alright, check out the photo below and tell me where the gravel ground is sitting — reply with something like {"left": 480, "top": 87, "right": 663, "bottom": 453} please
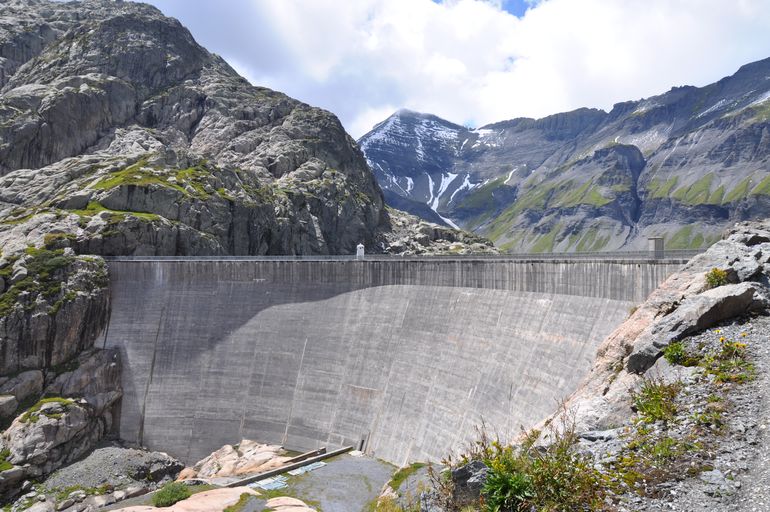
{"left": 41, "top": 442, "right": 182, "bottom": 494}
{"left": 721, "top": 314, "right": 770, "bottom": 512}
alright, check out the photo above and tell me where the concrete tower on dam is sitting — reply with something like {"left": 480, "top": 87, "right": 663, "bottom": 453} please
{"left": 103, "top": 257, "right": 687, "bottom": 466}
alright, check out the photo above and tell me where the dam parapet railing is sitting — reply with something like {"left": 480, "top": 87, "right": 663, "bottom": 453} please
{"left": 103, "top": 249, "right": 702, "bottom": 263}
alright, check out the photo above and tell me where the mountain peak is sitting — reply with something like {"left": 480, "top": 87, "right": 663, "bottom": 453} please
{"left": 361, "top": 54, "right": 770, "bottom": 253}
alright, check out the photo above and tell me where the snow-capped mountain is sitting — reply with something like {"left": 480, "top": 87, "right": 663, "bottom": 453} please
{"left": 359, "top": 57, "right": 770, "bottom": 252}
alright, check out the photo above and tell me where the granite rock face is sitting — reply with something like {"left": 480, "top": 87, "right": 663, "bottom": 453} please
{"left": 551, "top": 219, "right": 770, "bottom": 433}
{"left": 361, "top": 58, "right": 770, "bottom": 252}
{"left": 0, "top": 349, "right": 121, "bottom": 501}
{"left": 0, "top": 0, "right": 395, "bottom": 257}
{"left": 0, "top": 249, "right": 109, "bottom": 377}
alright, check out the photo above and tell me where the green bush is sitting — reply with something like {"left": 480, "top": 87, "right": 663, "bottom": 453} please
{"left": 152, "top": 482, "right": 191, "bottom": 507}
{"left": 702, "top": 338, "right": 754, "bottom": 383}
{"left": 631, "top": 377, "right": 680, "bottom": 423}
{"left": 480, "top": 420, "right": 609, "bottom": 512}
{"left": 482, "top": 447, "right": 533, "bottom": 512}
{"left": 705, "top": 268, "right": 728, "bottom": 288}
{"left": 663, "top": 341, "right": 700, "bottom": 366}
{"left": 0, "top": 448, "right": 12, "bottom": 471}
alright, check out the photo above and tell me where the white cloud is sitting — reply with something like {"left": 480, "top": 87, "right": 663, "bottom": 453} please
{"left": 142, "top": 0, "right": 770, "bottom": 138}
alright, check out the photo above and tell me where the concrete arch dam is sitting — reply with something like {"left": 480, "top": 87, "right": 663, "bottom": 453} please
{"left": 104, "top": 257, "right": 686, "bottom": 466}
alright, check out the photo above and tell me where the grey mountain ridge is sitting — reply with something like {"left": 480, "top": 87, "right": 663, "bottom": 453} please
{"left": 359, "top": 58, "right": 770, "bottom": 252}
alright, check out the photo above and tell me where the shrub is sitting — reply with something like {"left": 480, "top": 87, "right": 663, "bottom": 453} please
{"left": 480, "top": 416, "right": 609, "bottom": 512}
{"left": 702, "top": 338, "right": 754, "bottom": 383}
{"left": 663, "top": 341, "right": 700, "bottom": 366}
{"left": 0, "top": 448, "right": 12, "bottom": 471}
{"left": 483, "top": 465, "right": 533, "bottom": 512}
{"left": 705, "top": 268, "right": 728, "bottom": 288}
{"left": 631, "top": 377, "right": 680, "bottom": 423}
{"left": 152, "top": 482, "right": 191, "bottom": 507}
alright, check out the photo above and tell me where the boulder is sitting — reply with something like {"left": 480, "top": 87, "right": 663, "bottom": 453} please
{"left": 451, "top": 460, "right": 488, "bottom": 506}
{"left": 45, "top": 349, "right": 122, "bottom": 415}
{"left": 187, "top": 440, "right": 290, "bottom": 479}
{"left": 0, "top": 395, "right": 18, "bottom": 419}
{"left": 0, "top": 400, "right": 108, "bottom": 495}
{"left": 626, "top": 282, "right": 764, "bottom": 373}
{"left": 0, "top": 370, "right": 43, "bottom": 403}
{"left": 266, "top": 496, "right": 316, "bottom": 511}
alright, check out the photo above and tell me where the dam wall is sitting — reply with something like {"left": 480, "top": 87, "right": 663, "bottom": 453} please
{"left": 103, "top": 258, "right": 685, "bottom": 465}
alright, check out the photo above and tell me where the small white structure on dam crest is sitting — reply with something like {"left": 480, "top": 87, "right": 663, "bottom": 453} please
{"left": 356, "top": 243, "right": 365, "bottom": 260}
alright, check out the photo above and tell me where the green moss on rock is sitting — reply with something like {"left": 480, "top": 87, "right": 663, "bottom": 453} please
{"left": 19, "top": 397, "right": 74, "bottom": 424}
{"left": 0, "top": 248, "right": 75, "bottom": 317}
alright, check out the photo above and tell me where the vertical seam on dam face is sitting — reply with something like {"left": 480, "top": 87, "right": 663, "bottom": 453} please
{"left": 138, "top": 306, "right": 164, "bottom": 447}
{"left": 104, "top": 259, "right": 685, "bottom": 465}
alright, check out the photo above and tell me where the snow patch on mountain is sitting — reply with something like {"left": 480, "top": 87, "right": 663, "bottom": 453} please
{"left": 449, "top": 173, "right": 482, "bottom": 205}
{"left": 504, "top": 168, "right": 518, "bottom": 185}
{"left": 430, "top": 172, "right": 458, "bottom": 210}
{"left": 471, "top": 128, "right": 504, "bottom": 149}
{"left": 424, "top": 172, "right": 461, "bottom": 228}
{"left": 697, "top": 98, "right": 729, "bottom": 118}
{"left": 359, "top": 114, "right": 400, "bottom": 153}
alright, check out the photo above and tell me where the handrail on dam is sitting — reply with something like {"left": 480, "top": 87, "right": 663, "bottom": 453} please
{"left": 103, "top": 249, "right": 702, "bottom": 263}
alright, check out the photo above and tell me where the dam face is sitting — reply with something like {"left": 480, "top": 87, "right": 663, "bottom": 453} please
{"left": 104, "top": 258, "right": 684, "bottom": 465}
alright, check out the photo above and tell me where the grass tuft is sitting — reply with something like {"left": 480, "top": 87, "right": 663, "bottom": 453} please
{"left": 152, "top": 482, "right": 191, "bottom": 507}
{"left": 631, "top": 377, "right": 680, "bottom": 424}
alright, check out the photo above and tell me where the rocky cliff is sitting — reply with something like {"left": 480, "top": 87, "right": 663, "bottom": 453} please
{"left": 561, "top": 220, "right": 770, "bottom": 431}
{"left": 361, "top": 58, "right": 770, "bottom": 252}
{"left": 0, "top": 242, "right": 119, "bottom": 501}
{"left": 0, "top": 0, "right": 395, "bottom": 257}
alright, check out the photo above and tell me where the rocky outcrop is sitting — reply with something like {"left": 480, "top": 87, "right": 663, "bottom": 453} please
{"left": 0, "top": 371, "right": 43, "bottom": 415}
{"left": 0, "top": 349, "right": 121, "bottom": 501}
{"left": 554, "top": 219, "right": 770, "bottom": 433}
{"left": 117, "top": 487, "right": 259, "bottom": 512}
{"left": 0, "top": 0, "right": 385, "bottom": 257}
{"left": 626, "top": 281, "right": 763, "bottom": 373}
{"left": 0, "top": 248, "right": 109, "bottom": 377}
{"left": 265, "top": 497, "right": 317, "bottom": 512}
{"left": 0, "top": 245, "right": 117, "bottom": 502}
{"left": 361, "top": 58, "right": 770, "bottom": 252}
{"left": 1, "top": 398, "right": 107, "bottom": 497}
{"left": 376, "top": 208, "right": 497, "bottom": 255}
{"left": 180, "top": 440, "right": 290, "bottom": 480}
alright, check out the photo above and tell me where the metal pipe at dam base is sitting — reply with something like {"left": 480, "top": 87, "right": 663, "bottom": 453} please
{"left": 102, "top": 257, "right": 688, "bottom": 466}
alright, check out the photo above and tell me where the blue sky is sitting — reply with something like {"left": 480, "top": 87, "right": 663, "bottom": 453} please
{"left": 497, "top": 0, "right": 532, "bottom": 17}
{"left": 434, "top": 0, "right": 532, "bottom": 17}
{"left": 138, "top": 0, "right": 770, "bottom": 138}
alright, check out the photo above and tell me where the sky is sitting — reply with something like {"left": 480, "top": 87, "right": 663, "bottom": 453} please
{"left": 136, "top": 0, "right": 770, "bottom": 138}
